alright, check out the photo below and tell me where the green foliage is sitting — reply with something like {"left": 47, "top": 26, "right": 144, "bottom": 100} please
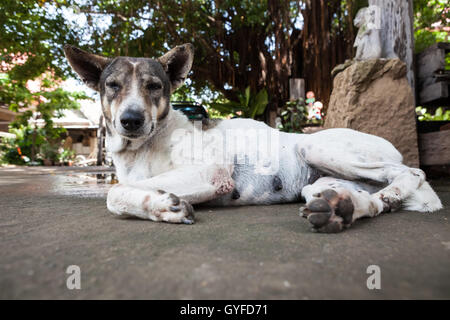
{"left": 0, "top": 0, "right": 356, "bottom": 124}
{"left": 414, "top": 29, "right": 449, "bottom": 54}
{"left": 0, "top": 1, "right": 90, "bottom": 165}
{"left": 447, "top": 52, "right": 450, "bottom": 71}
{"left": 45, "top": 0, "right": 304, "bottom": 103}
{"left": 416, "top": 106, "right": 450, "bottom": 121}
{"left": 170, "top": 85, "right": 194, "bottom": 103}
{"left": 0, "top": 125, "right": 51, "bottom": 165}
{"left": 413, "top": 0, "right": 449, "bottom": 54}
{"left": 0, "top": 126, "right": 35, "bottom": 165}
{"left": 278, "top": 99, "right": 308, "bottom": 133}
{"left": 0, "top": 124, "right": 75, "bottom": 165}
{"left": 413, "top": 0, "right": 449, "bottom": 30}
{"left": 209, "top": 86, "right": 268, "bottom": 119}
{"left": 0, "top": 70, "right": 88, "bottom": 164}
{"left": 58, "top": 148, "right": 75, "bottom": 163}
{"left": 4, "top": 0, "right": 446, "bottom": 134}
{"left": 39, "top": 138, "right": 60, "bottom": 164}
{"left": 0, "top": 0, "right": 78, "bottom": 78}
{"left": 205, "top": 107, "right": 228, "bottom": 119}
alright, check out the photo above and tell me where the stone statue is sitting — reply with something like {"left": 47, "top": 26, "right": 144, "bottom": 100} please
{"left": 335, "top": 1, "right": 415, "bottom": 89}
{"left": 353, "top": 6, "right": 383, "bottom": 60}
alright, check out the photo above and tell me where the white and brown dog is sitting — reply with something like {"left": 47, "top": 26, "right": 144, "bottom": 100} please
{"left": 64, "top": 43, "right": 442, "bottom": 233}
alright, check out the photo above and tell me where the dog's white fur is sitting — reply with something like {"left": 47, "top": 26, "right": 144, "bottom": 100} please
{"left": 64, "top": 44, "right": 443, "bottom": 232}
{"left": 109, "top": 111, "right": 442, "bottom": 218}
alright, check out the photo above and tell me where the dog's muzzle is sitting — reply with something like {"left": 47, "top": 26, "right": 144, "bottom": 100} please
{"left": 120, "top": 109, "right": 145, "bottom": 133}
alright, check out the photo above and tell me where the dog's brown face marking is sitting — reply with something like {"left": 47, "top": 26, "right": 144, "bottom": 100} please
{"left": 98, "top": 57, "right": 172, "bottom": 138}
{"left": 64, "top": 44, "right": 194, "bottom": 141}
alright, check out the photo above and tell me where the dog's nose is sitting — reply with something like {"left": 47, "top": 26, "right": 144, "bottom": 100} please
{"left": 120, "top": 110, "right": 144, "bottom": 131}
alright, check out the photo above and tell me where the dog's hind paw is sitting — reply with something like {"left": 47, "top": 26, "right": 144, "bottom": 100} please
{"left": 300, "top": 189, "right": 354, "bottom": 233}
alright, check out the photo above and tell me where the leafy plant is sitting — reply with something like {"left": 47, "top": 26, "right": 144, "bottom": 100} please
{"left": 416, "top": 106, "right": 450, "bottom": 121}
{"left": 0, "top": 70, "right": 88, "bottom": 163}
{"left": 413, "top": 0, "right": 449, "bottom": 54}
{"left": 58, "top": 148, "right": 75, "bottom": 164}
{"left": 0, "top": 125, "right": 42, "bottom": 165}
{"left": 278, "top": 98, "right": 308, "bottom": 133}
{"left": 39, "top": 139, "right": 60, "bottom": 164}
{"left": 0, "top": 1, "right": 88, "bottom": 165}
{"left": 413, "top": 0, "right": 449, "bottom": 31}
{"left": 210, "top": 86, "right": 268, "bottom": 119}
{"left": 0, "top": 124, "right": 77, "bottom": 165}
{"left": 414, "top": 28, "right": 449, "bottom": 54}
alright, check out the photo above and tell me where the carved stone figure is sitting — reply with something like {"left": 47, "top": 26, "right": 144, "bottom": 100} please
{"left": 353, "top": 0, "right": 415, "bottom": 89}
{"left": 354, "top": 6, "right": 383, "bottom": 60}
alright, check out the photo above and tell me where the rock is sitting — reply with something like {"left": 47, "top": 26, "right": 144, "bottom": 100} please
{"left": 331, "top": 59, "right": 353, "bottom": 78}
{"left": 324, "top": 58, "right": 419, "bottom": 167}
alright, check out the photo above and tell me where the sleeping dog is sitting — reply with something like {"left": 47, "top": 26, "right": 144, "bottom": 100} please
{"left": 64, "top": 43, "right": 442, "bottom": 233}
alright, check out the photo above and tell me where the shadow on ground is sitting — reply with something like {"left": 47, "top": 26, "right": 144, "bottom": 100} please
{"left": 0, "top": 166, "right": 449, "bottom": 299}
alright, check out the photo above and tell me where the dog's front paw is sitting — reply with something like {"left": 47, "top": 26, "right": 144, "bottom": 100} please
{"left": 148, "top": 190, "right": 195, "bottom": 224}
{"left": 300, "top": 189, "right": 354, "bottom": 233}
{"left": 168, "top": 198, "right": 195, "bottom": 224}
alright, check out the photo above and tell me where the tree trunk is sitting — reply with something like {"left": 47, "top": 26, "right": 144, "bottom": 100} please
{"left": 31, "top": 127, "right": 37, "bottom": 163}
{"left": 369, "top": 0, "right": 415, "bottom": 91}
{"left": 263, "top": 0, "right": 294, "bottom": 126}
{"left": 299, "top": 0, "right": 358, "bottom": 109}
{"left": 96, "top": 115, "right": 104, "bottom": 166}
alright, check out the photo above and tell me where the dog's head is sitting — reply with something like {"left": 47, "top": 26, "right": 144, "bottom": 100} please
{"left": 64, "top": 44, "right": 194, "bottom": 140}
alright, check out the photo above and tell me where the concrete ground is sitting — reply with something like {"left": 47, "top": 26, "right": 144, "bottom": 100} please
{"left": 0, "top": 166, "right": 449, "bottom": 299}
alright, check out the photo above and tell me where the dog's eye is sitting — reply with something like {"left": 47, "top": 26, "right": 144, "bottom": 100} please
{"left": 106, "top": 81, "right": 121, "bottom": 91}
{"left": 147, "top": 82, "right": 162, "bottom": 91}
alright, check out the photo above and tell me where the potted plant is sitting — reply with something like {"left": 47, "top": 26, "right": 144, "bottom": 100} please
{"left": 58, "top": 148, "right": 76, "bottom": 166}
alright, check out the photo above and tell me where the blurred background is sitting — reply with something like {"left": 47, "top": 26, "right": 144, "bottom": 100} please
{"left": 0, "top": 0, "right": 448, "bottom": 168}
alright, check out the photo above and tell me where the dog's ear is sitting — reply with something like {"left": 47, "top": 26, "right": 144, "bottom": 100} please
{"left": 64, "top": 45, "right": 111, "bottom": 91}
{"left": 158, "top": 43, "right": 194, "bottom": 91}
